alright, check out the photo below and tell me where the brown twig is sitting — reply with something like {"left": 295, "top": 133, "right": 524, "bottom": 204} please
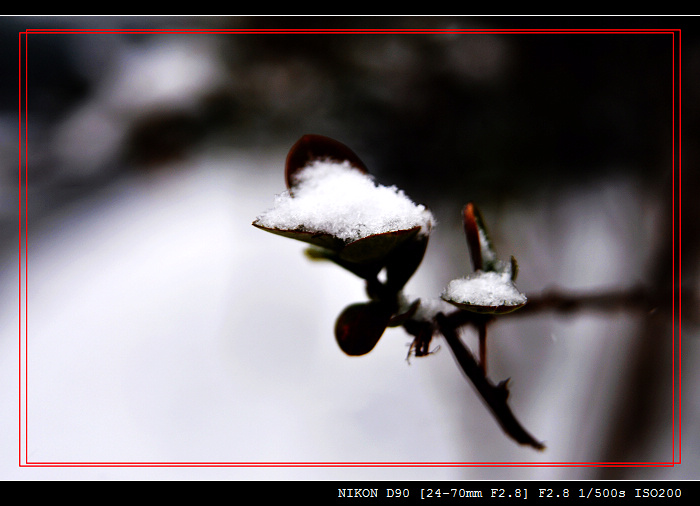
{"left": 435, "top": 312, "right": 545, "bottom": 451}
{"left": 477, "top": 321, "right": 488, "bottom": 375}
{"left": 440, "top": 285, "right": 693, "bottom": 332}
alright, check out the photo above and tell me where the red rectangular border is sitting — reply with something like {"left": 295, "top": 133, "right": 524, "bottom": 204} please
{"left": 17, "top": 26, "right": 682, "bottom": 468}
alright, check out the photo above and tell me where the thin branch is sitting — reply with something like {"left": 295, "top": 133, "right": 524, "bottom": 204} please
{"left": 515, "top": 285, "right": 695, "bottom": 318}
{"left": 477, "top": 321, "right": 487, "bottom": 375}
{"left": 435, "top": 313, "right": 545, "bottom": 451}
{"left": 426, "top": 283, "right": 693, "bottom": 450}
{"left": 441, "top": 285, "right": 695, "bottom": 331}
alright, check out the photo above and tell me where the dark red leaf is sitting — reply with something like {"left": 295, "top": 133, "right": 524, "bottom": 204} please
{"left": 443, "top": 298, "right": 527, "bottom": 315}
{"left": 338, "top": 226, "right": 421, "bottom": 264}
{"left": 334, "top": 302, "right": 393, "bottom": 356}
{"left": 384, "top": 233, "right": 429, "bottom": 293}
{"left": 251, "top": 221, "right": 346, "bottom": 253}
{"left": 285, "top": 134, "right": 368, "bottom": 190}
{"left": 463, "top": 203, "right": 482, "bottom": 272}
{"left": 253, "top": 219, "right": 424, "bottom": 271}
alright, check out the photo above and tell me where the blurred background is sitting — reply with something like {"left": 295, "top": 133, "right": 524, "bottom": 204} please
{"left": 1, "top": 16, "right": 697, "bottom": 480}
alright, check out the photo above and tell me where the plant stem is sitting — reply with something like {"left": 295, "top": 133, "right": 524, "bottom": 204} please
{"left": 435, "top": 313, "right": 545, "bottom": 451}
{"left": 478, "top": 321, "right": 487, "bottom": 375}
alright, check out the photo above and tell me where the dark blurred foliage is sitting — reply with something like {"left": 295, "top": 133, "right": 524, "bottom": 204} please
{"left": 7, "top": 16, "right": 694, "bottom": 205}
{"left": 213, "top": 17, "right": 678, "bottom": 207}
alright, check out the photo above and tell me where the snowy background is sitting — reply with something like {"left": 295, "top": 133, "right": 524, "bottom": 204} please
{"left": 1, "top": 16, "right": 697, "bottom": 480}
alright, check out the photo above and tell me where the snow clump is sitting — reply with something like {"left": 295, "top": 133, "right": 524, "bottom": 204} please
{"left": 255, "top": 159, "right": 434, "bottom": 243}
{"left": 441, "top": 270, "right": 527, "bottom": 309}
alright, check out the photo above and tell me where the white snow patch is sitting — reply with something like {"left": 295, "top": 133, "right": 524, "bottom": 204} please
{"left": 441, "top": 270, "right": 527, "bottom": 308}
{"left": 478, "top": 227, "right": 498, "bottom": 266}
{"left": 255, "top": 160, "right": 434, "bottom": 243}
